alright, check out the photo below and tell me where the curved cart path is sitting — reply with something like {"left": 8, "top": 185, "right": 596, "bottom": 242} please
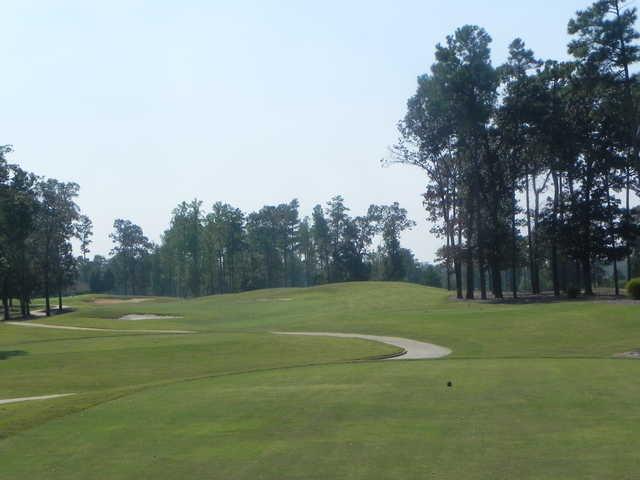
{"left": 0, "top": 393, "right": 76, "bottom": 405}
{"left": 273, "top": 331, "right": 451, "bottom": 360}
{"left": 5, "top": 321, "right": 194, "bottom": 335}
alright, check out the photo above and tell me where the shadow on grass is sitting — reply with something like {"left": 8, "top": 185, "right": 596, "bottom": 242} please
{"left": 0, "top": 350, "right": 28, "bottom": 361}
{"left": 450, "top": 293, "right": 638, "bottom": 305}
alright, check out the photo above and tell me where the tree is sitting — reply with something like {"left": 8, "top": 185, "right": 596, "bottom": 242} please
{"left": 4, "top": 168, "right": 41, "bottom": 319}
{"left": 395, "top": 25, "right": 510, "bottom": 299}
{"left": 497, "top": 38, "right": 543, "bottom": 296}
{"left": 568, "top": 0, "right": 640, "bottom": 289}
{"left": 394, "top": 72, "right": 463, "bottom": 298}
{"left": 277, "top": 199, "right": 300, "bottom": 287}
{"left": 89, "top": 197, "right": 428, "bottom": 297}
{"left": 298, "top": 217, "right": 316, "bottom": 286}
{"left": 369, "top": 203, "right": 416, "bottom": 280}
{"left": 163, "top": 200, "right": 203, "bottom": 297}
{"left": 202, "top": 202, "right": 244, "bottom": 294}
{"left": 311, "top": 205, "right": 331, "bottom": 283}
{"left": 35, "top": 179, "right": 80, "bottom": 315}
{"left": 109, "top": 219, "right": 152, "bottom": 295}
{"left": 76, "top": 215, "right": 93, "bottom": 261}
{"left": 326, "top": 195, "right": 350, "bottom": 282}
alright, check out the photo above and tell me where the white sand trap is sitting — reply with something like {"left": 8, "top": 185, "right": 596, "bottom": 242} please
{"left": 5, "top": 321, "right": 194, "bottom": 334}
{"left": 273, "top": 332, "right": 451, "bottom": 360}
{"left": 119, "top": 314, "right": 183, "bottom": 321}
{"left": 0, "top": 393, "right": 76, "bottom": 405}
{"left": 615, "top": 350, "right": 640, "bottom": 359}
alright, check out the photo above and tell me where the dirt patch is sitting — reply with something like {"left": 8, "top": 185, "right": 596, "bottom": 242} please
{"left": 119, "top": 314, "right": 183, "bottom": 321}
{"left": 93, "top": 298, "right": 151, "bottom": 305}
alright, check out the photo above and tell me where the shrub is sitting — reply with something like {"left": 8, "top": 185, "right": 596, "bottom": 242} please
{"left": 627, "top": 278, "right": 640, "bottom": 300}
{"left": 567, "top": 286, "right": 581, "bottom": 299}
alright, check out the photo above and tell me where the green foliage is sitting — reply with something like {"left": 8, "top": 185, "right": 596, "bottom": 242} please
{"left": 626, "top": 277, "right": 640, "bottom": 299}
{"left": 109, "top": 219, "right": 152, "bottom": 296}
{"left": 394, "top": 0, "right": 640, "bottom": 299}
{"left": 0, "top": 148, "right": 88, "bottom": 319}
{"left": 98, "top": 196, "right": 424, "bottom": 298}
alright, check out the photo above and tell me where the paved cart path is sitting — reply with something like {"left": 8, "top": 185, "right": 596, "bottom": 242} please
{"left": 0, "top": 393, "right": 76, "bottom": 405}
{"left": 5, "top": 321, "right": 194, "bottom": 335}
{"left": 273, "top": 331, "right": 451, "bottom": 360}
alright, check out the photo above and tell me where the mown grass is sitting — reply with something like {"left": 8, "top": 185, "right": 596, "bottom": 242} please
{"left": 1, "top": 282, "right": 639, "bottom": 479}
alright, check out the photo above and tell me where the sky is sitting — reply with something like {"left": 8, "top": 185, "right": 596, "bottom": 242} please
{"left": 2, "top": 0, "right": 593, "bottom": 261}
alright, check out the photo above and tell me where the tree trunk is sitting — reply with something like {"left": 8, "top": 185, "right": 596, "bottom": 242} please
{"left": 582, "top": 259, "right": 594, "bottom": 296}
{"left": 230, "top": 252, "right": 236, "bottom": 293}
{"left": 2, "top": 278, "right": 9, "bottom": 321}
{"left": 606, "top": 177, "right": 620, "bottom": 296}
{"left": 454, "top": 258, "right": 463, "bottom": 299}
{"left": 510, "top": 261, "right": 518, "bottom": 298}
{"left": 479, "top": 260, "right": 487, "bottom": 300}
{"left": 511, "top": 162, "right": 518, "bottom": 298}
{"left": 465, "top": 248, "right": 474, "bottom": 300}
{"left": 551, "top": 171, "right": 561, "bottom": 296}
{"left": 489, "top": 259, "right": 503, "bottom": 299}
{"left": 44, "top": 269, "right": 51, "bottom": 317}
{"left": 58, "top": 289, "right": 63, "bottom": 312}
{"left": 465, "top": 200, "right": 475, "bottom": 300}
{"left": 2, "top": 296, "right": 9, "bottom": 321}
{"left": 131, "top": 264, "right": 136, "bottom": 296}
{"left": 445, "top": 234, "right": 452, "bottom": 291}
{"left": 455, "top": 225, "right": 463, "bottom": 300}
{"left": 525, "top": 171, "right": 535, "bottom": 293}
{"left": 532, "top": 174, "right": 541, "bottom": 294}
{"left": 626, "top": 166, "right": 631, "bottom": 281}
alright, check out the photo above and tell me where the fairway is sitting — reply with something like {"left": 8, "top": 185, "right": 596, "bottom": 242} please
{"left": 4, "top": 0, "right": 640, "bottom": 477}
{"left": 1, "top": 282, "right": 639, "bottom": 479}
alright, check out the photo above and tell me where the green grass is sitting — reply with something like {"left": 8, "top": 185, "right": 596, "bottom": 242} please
{"left": 1, "top": 282, "right": 639, "bottom": 479}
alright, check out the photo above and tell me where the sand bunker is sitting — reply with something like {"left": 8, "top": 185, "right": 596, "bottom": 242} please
{"left": 615, "top": 350, "right": 640, "bottom": 359}
{"left": 93, "top": 298, "right": 151, "bottom": 305}
{"left": 119, "top": 314, "right": 183, "bottom": 321}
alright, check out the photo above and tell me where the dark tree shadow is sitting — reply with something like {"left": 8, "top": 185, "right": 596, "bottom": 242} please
{"left": 0, "top": 350, "right": 27, "bottom": 360}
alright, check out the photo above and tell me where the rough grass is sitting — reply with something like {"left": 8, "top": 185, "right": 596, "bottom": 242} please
{"left": 1, "top": 282, "right": 639, "bottom": 479}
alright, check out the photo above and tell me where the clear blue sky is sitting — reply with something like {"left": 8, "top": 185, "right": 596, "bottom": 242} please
{"left": 2, "top": 0, "right": 591, "bottom": 261}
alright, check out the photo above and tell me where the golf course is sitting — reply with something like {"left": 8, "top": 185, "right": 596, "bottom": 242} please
{"left": 1, "top": 282, "right": 639, "bottom": 479}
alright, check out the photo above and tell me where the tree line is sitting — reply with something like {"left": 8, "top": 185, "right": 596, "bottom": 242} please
{"left": 1, "top": 150, "right": 443, "bottom": 318}
{"left": 393, "top": 0, "right": 640, "bottom": 299}
{"left": 81, "top": 197, "right": 442, "bottom": 298}
{"left": 0, "top": 146, "right": 92, "bottom": 319}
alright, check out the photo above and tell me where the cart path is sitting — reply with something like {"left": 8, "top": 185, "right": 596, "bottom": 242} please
{"left": 5, "top": 321, "right": 195, "bottom": 334}
{"left": 272, "top": 331, "right": 451, "bottom": 360}
{"left": 0, "top": 393, "right": 76, "bottom": 405}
